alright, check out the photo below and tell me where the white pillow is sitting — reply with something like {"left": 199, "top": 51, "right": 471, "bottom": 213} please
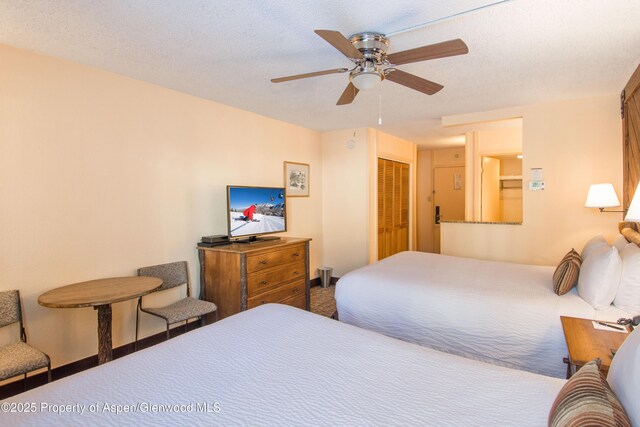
{"left": 614, "top": 244, "right": 640, "bottom": 313}
{"left": 607, "top": 326, "right": 640, "bottom": 426}
{"left": 577, "top": 245, "right": 622, "bottom": 310}
{"left": 613, "top": 234, "right": 630, "bottom": 252}
{"left": 581, "top": 234, "right": 608, "bottom": 260}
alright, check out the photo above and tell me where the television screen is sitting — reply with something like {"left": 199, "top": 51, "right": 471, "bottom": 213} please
{"left": 227, "top": 186, "right": 286, "bottom": 239}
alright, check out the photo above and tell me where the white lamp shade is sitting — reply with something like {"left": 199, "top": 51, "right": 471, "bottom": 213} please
{"left": 625, "top": 184, "right": 640, "bottom": 221}
{"left": 351, "top": 72, "right": 381, "bottom": 90}
{"left": 585, "top": 183, "right": 620, "bottom": 208}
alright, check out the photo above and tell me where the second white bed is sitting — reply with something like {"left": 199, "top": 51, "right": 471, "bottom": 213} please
{"left": 336, "top": 251, "right": 631, "bottom": 378}
{"left": 2, "top": 304, "right": 565, "bottom": 426}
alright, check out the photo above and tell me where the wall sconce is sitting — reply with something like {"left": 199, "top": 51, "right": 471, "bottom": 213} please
{"left": 585, "top": 183, "right": 625, "bottom": 213}
{"left": 624, "top": 183, "right": 640, "bottom": 221}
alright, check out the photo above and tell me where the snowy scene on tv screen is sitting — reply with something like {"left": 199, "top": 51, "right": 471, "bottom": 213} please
{"left": 228, "top": 187, "right": 285, "bottom": 237}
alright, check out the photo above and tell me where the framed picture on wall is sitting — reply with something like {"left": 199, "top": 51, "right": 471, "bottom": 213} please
{"left": 284, "top": 161, "right": 310, "bottom": 197}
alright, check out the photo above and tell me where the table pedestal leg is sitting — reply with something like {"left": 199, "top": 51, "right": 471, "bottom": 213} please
{"left": 96, "top": 304, "right": 113, "bottom": 364}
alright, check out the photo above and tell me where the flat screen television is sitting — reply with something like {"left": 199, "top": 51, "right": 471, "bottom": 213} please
{"left": 226, "top": 185, "right": 286, "bottom": 242}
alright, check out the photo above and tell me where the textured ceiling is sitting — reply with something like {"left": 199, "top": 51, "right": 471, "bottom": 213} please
{"left": 0, "top": 0, "right": 639, "bottom": 148}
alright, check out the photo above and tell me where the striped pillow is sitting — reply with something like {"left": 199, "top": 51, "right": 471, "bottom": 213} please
{"left": 553, "top": 249, "right": 581, "bottom": 295}
{"left": 549, "top": 359, "right": 631, "bottom": 427}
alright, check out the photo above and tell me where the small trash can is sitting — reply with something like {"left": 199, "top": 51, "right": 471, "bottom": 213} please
{"left": 318, "top": 266, "right": 333, "bottom": 288}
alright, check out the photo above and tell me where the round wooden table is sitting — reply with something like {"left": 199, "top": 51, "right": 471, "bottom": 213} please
{"left": 39, "top": 276, "right": 162, "bottom": 364}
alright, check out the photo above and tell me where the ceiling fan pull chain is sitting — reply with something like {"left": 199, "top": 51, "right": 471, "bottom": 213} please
{"left": 378, "top": 94, "right": 383, "bottom": 125}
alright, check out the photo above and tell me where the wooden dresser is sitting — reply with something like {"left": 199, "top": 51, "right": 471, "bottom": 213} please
{"left": 197, "top": 237, "right": 311, "bottom": 320}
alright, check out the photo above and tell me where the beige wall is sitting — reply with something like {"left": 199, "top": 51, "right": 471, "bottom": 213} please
{"left": 477, "top": 126, "right": 523, "bottom": 155}
{"left": 321, "top": 128, "right": 417, "bottom": 273}
{"left": 377, "top": 130, "right": 417, "bottom": 162}
{"left": 433, "top": 147, "right": 465, "bottom": 167}
{"left": 465, "top": 132, "right": 478, "bottom": 220}
{"left": 321, "top": 128, "right": 370, "bottom": 277}
{"left": 416, "top": 150, "right": 433, "bottom": 252}
{"left": 441, "top": 95, "right": 622, "bottom": 265}
{"left": 501, "top": 158, "right": 523, "bottom": 176}
{"left": 0, "top": 45, "right": 324, "bottom": 368}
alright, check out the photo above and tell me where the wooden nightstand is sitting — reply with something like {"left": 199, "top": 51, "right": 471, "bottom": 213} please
{"left": 560, "top": 316, "right": 630, "bottom": 379}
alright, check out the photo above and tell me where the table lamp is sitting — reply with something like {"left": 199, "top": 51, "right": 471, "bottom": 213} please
{"left": 585, "top": 183, "right": 623, "bottom": 213}
{"left": 624, "top": 183, "right": 640, "bottom": 222}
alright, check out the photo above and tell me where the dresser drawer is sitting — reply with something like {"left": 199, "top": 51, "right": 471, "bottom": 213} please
{"left": 247, "top": 280, "right": 305, "bottom": 309}
{"left": 246, "top": 244, "right": 306, "bottom": 273}
{"left": 247, "top": 261, "right": 305, "bottom": 296}
{"left": 280, "top": 293, "right": 306, "bottom": 310}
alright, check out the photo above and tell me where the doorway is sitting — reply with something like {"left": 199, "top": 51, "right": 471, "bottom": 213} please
{"left": 480, "top": 154, "right": 523, "bottom": 223}
{"left": 433, "top": 166, "right": 465, "bottom": 252}
{"left": 377, "top": 158, "right": 410, "bottom": 260}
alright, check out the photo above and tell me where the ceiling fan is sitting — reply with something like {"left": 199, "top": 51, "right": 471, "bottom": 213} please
{"left": 271, "top": 30, "right": 469, "bottom": 105}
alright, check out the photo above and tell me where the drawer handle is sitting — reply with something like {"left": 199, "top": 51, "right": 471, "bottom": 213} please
{"left": 261, "top": 280, "right": 268, "bottom": 285}
{"left": 293, "top": 271, "right": 299, "bottom": 275}
{"left": 293, "top": 287, "right": 300, "bottom": 293}
{"left": 292, "top": 253, "right": 300, "bottom": 257}
{"left": 260, "top": 260, "right": 268, "bottom": 265}
{"left": 260, "top": 300, "right": 268, "bottom": 305}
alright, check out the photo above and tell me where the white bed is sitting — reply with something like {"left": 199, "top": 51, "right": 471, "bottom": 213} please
{"left": 336, "top": 251, "right": 632, "bottom": 378}
{"left": 2, "top": 304, "right": 567, "bottom": 426}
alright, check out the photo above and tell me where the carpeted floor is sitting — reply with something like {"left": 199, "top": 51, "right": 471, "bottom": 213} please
{"left": 310, "top": 285, "right": 336, "bottom": 317}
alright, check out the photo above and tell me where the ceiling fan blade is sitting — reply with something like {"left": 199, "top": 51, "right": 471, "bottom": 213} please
{"left": 386, "top": 39, "right": 468, "bottom": 66}
{"left": 336, "top": 82, "right": 359, "bottom": 105}
{"left": 315, "top": 30, "right": 364, "bottom": 59}
{"left": 271, "top": 68, "right": 349, "bottom": 83}
{"left": 385, "top": 70, "right": 444, "bottom": 95}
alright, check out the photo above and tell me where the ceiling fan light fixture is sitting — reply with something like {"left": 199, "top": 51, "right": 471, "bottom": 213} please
{"left": 350, "top": 71, "right": 382, "bottom": 90}
{"left": 271, "top": 29, "right": 469, "bottom": 105}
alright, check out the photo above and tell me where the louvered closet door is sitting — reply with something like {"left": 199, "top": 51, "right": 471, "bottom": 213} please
{"left": 378, "top": 158, "right": 409, "bottom": 260}
{"left": 623, "top": 65, "right": 640, "bottom": 209}
{"left": 377, "top": 160, "right": 386, "bottom": 260}
{"left": 397, "top": 162, "right": 409, "bottom": 251}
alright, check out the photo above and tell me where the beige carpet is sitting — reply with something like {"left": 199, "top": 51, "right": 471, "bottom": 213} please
{"left": 310, "top": 285, "right": 336, "bottom": 318}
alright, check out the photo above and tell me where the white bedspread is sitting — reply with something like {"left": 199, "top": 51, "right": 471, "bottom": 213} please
{"left": 336, "top": 251, "right": 631, "bottom": 378}
{"left": 2, "top": 304, "right": 564, "bottom": 426}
